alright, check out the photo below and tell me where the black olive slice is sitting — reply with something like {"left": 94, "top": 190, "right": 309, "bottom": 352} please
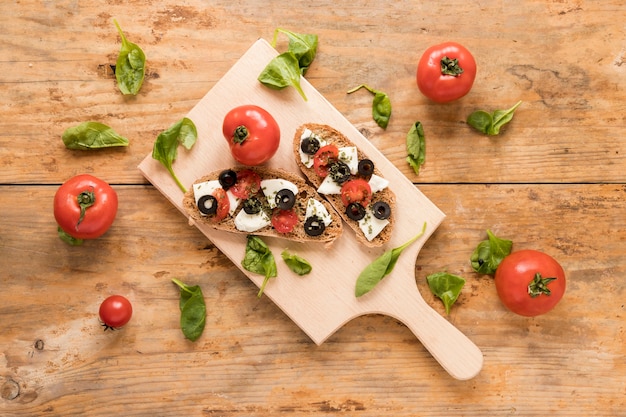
{"left": 358, "top": 159, "right": 375, "bottom": 178}
{"left": 275, "top": 189, "right": 296, "bottom": 210}
{"left": 329, "top": 161, "right": 351, "bottom": 184}
{"left": 242, "top": 197, "right": 262, "bottom": 214}
{"left": 197, "top": 195, "right": 218, "bottom": 215}
{"left": 218, "top": 169, "right": 237, "bottom": 190}
{"left": 300, "top": 136, "right": 321, "bottom": 155}
{"left": 345, "top": 202, "right": 366, "bottom": 221}
{"left": 304, "top": 215, "right": 326, "bottom": 236}
{"left": 372, "top": 201, "right": 391, "bottom": 220}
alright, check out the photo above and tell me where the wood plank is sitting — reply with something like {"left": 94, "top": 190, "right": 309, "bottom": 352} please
{"left": 1, "top": 1, "right": 624, "bottom": 184}
{"left": 1, "top": 184, "right": 624, "bottom": 415}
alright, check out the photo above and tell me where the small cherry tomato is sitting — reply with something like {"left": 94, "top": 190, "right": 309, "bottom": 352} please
{"left": 223, "top": 105, "right": 280, "bottom": 166}
{"left": 495, "top": 249, "right": 566, "bottom": 317}
{"left": 313, "top": 144, "right": 339, "bottom": 178}
{"left": 54, "top": 174, "right": 118, "bottom": 245}
{"left": 340, "top": 179, "right": 372, "bottom": 208}
{"left": 230, "top": 169, "right": 262, "bottom": 199}
{"left": 99, "top": 295, "right": 133, "bottom": 330}
{"left": 416, "top": 42, "right": 477, "bottom": 103}
{"left": 211, "top": 188, "right": 230, "bottom": 222}
{"left": 271, "top": 209, "right": 298, "bottom": 233}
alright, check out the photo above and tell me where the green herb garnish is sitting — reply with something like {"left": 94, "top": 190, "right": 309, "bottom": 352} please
{"left": 113, "top": 19, "right": 146, "bottom": 95}
{"left": 470, "top": 229, "right": 513, "bottom": 275}
{"left": 242, "top": 236, "right": 278, "bottom": 298}
{"left": 62, "top": 121, "right": 129, "bottom": 150}
{"left": 151, "top": 117, "right": 198, "bottom": 193}
{"left": 281, "top": 250, "right": 312, "bottom": 275}
{"left": 271, "top": 28, "right": 318, "bottom": 75}
{"left": 171, "top": 278, "right": 206, "bottom": 342}
{"left": 426, "top": 272, "right": 466, "bottom": 314}
{"left": 467, "top": 101, "right": 522, "bottom": 135}
{"left": 347, "top": 84, "right": 392, "bottom": 129}
{"left": 258, "top": 52, "right": 307, "bottom": 101}
{"left": 355, "top": 222, "right": 427, "bottom": 297}
{"left": 406, "top": 121, "right": 426, "bottom": 175}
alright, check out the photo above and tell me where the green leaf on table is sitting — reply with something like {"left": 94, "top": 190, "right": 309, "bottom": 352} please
{"left": 113, "top": 19, "right": 146, "bottom": 95}
{"left": 347, "top": 84, "right": 392, "bottom": 129}
{"left": 467, "top": 101, "right": 522, "bottom": 135}
{"left": 271, "top": 28, "right": 318, "bottom": 75}
{"left": 62, "top": 121, "right": 129, "bottom": 150}
{"left": 171, "top": 278, "right": 206, "bottom": 342}
{"left": 426, "top": 272, "right": 466, "bottom": 314}
{"left": 470, "top": 229, "right": 513, "bottom": 275}
{"left": 406, "top": 121, "right": 426, "bottom": 175}
{"left": 258, "top": 52, "right": 307, "bottom": 101}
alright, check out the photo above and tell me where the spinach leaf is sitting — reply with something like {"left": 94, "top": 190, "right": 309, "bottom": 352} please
{"left": 347, "top": 84, "right": 392, "bottom": 129}
{"left": 113, "top": 19, "right": 146, "bottom": 95}
{"left": 271, "top": 28, "right": 318, "bottom": 75}
{"left": 152, "top": 117, "right": 198, "bottom": 193}
{"left": 241, "top": 235, "right": 277, "bottom": 298}
{"left": 258, "top": 52, "right": 307, "bottom": 101}
{"left": 281, "top": 250, "right": 312, "bottom": 275}
{"left": 467, "top": 100, "right": 522, "bottom": 135}
{"left": 406, "top": 121, "right": 426, "bottom": 175}
{"left": 62, "top": 121, "right": 129, "bottom": 150}
{"left": 470, "top": 229, "right": 513, "bottom": 275}
{"left": 355, "top": 222, "right": 427, "bottom": 297}
{"left": 426, "top": 272, "right": 466, "bottom": 315}
{"left": 171, "top": 278, "right": 206, "bottom": 342}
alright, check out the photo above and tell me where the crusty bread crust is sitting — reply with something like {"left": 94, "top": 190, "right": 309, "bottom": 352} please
{"left": 293, "top": 123, "right": 396, "bottom": 247}
{"left": 182, "top": 166, "right": 342, "bottom": 245}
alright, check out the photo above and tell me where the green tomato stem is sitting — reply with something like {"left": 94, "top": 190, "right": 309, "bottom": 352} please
{"left": 233, "top": 125, "right": 249, "bottom": 144}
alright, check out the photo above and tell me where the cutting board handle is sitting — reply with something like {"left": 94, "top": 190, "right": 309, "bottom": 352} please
{"left": 393, "top": 294, "right": 484, "bottom": 380}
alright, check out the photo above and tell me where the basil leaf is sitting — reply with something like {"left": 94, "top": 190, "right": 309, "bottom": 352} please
{"left": 467, "top": 101, "right": 522, "bottom": 135}
{"left": 470, "top": 229, "right": 513, "bottom": 275}
{"left": 406, "top": 121, "right": 426, "bottom": 175}
{"left": 347, "top": 84, "right": 392, "bottom": 129}
{"left": 241, "top": 236, "right": 278, "bottom": 298}
{"left": 355, "top": 222, "right": 427, "bottom": 297}
{"left": 113, "top": 19, "right": 146, "bottom": 95}
{"left": 172, "top": 278, "right": 206, "bottom": 342}
{"left": 62, "top": 121, "right": 129, "bottom": 150}
{"left": 426, "top": 272, "right": 466, "bottom": 315}
{"left": 271, "top": 28, "right": 318, "bottom": 75}
{"left": 152, "top": 117, "right": 198, "bottom": 193}
{"left": 258, "top": 52, "right": 307, "bottom": 101}
{"left": 281, "top": 250, "right": 312, "bottom": 275}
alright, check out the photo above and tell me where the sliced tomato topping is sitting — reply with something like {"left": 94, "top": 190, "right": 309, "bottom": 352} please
{"left": 271, "top": 209, "right": 298, "bottom": 234}
{"left": 340, "top": 179, "right": 372, "bottom": 208}
{"left": 212, "top": 188, "right": 230, "bottom": 222}
{"left": 313, "top": 144, "right": 339, "bottom": 178}
{"left": 230, "top": 169, "right": 261, "bottom": 199}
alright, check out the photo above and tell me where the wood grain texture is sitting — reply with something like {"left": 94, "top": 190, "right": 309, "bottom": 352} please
{"left": 1, "top": 0, "right": 625, "bottom": 415}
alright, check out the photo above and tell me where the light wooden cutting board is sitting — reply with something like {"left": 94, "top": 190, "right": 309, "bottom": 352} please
{"left": 138, "top": 38, "right": 483, "bottom": 380}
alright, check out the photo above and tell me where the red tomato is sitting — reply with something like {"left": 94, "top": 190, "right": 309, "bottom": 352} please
{"left": 271, "top": 209, "right": 298, "bottom": 233}
{"left": 99, "top": 295, "right": 133, "bottom": 330}
{"left": 54, "top": 174, "right": 118, "bottom": 243}
{"left": 313, "top": 144, "right": 339, "bottom": 177}
{"left": 230, "top": 169, "right": 262, "bottom": 199}
{"left": 223, "top": 105, "right": 280, "bottom": 166}
{"left": 416, "top": 42, "right": 477, "bottom": 103}
{"left": 211, "top": 188, "right": 230, "bottom": 222}
{"left": 340, "top": 179, "right": 372, "bottom": 207}
{"left": 495, "top": 250, "right": 566, "bottom": 317}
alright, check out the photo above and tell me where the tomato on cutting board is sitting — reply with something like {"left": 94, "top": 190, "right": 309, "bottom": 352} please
{"left": 416, "top": 42, "right": 477, "bottom": 103}
{"left": 54, "top": 174, "right": 118, "bottom": 245}
{"left": 495, "top": 249, "right": 566, "bottom": 316}
{"left": 223, "top": 105, "right": 280, "bottom": 166}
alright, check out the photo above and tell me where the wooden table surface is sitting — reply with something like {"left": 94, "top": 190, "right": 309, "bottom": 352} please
{"left": 1, "top": 1, "right": 625, "bottom": 416}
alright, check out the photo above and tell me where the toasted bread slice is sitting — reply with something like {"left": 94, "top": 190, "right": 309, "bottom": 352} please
{"left": 293, "top": 123, "right": 396, "bottom": 247}
{"left": 182, "top": 166, "right": 342, "bottom": 245}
